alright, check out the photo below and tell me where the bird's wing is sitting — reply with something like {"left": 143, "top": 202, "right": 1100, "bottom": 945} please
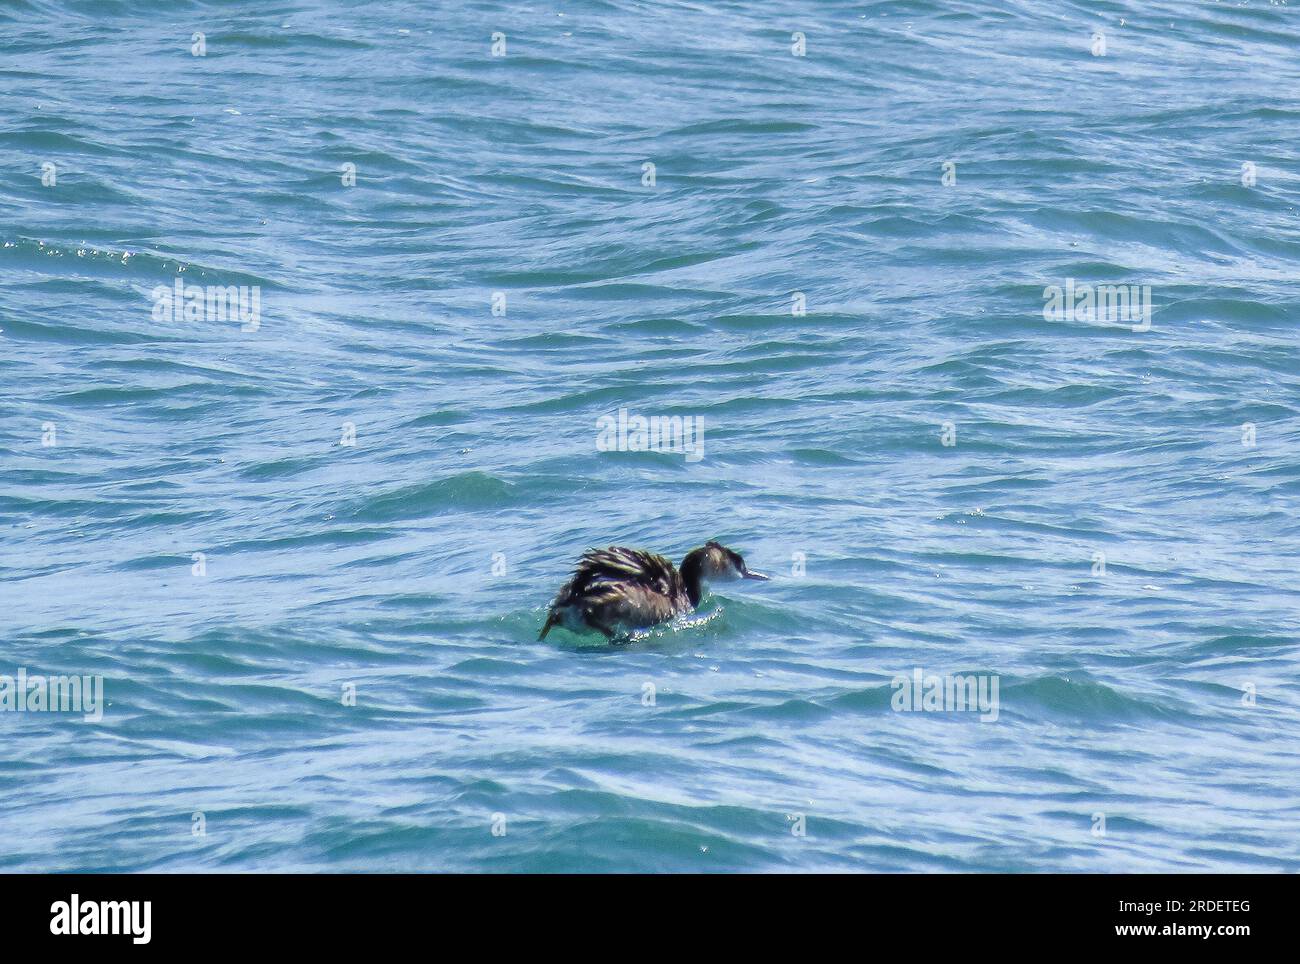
{"left": 582, "top": 582, "right": 681, "bottom": 632}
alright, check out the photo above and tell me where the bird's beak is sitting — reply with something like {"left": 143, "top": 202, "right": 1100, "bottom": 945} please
{"left": 742, "top": 569, "right": 770, "bottom": 581}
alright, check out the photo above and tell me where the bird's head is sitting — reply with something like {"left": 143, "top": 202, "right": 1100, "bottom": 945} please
{"left": 690, "top": 541, "right": 769, "bottom": 583}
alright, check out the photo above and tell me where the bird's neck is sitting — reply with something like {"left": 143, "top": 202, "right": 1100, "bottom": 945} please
{"left": 680, "top": 550, "right": 707, "bottom": 608}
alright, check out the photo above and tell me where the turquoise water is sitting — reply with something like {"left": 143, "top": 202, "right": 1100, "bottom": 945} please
{"left": 2, "top": 0, "right": 1299, "bottom": 872}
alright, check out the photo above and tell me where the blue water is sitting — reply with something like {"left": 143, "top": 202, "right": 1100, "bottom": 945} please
{"left": 3, "top": 0, "right": 1299, "bottom": 873}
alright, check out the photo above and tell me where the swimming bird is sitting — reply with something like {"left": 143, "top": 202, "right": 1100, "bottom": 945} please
{"left": 539, "top": 541, "right": 769, "bottom": 641}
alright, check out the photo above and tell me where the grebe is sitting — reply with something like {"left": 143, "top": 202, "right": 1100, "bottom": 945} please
{"left": 539, "top": 541, "right": 769, "bottom": 641}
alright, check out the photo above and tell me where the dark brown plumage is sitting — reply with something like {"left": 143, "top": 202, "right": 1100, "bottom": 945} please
{"left": 539, "top": 542, "right": 768, "bottom": 641}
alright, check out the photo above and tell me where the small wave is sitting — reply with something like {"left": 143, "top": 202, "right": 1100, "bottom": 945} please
{"left": 1002, "top": 676, "right": 1187, "bottom": 722}
{"left": 345, "top": 471, "right": 520, "bottom": 522}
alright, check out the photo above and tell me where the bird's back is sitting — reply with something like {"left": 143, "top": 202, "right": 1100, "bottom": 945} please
{"left": 545, "top": 546, "right": 690, "bottom": 636}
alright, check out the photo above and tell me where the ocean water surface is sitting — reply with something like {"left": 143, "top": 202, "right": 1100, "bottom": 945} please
{"left": 2, "top": 0, "right": 1299, "bottom": 872}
